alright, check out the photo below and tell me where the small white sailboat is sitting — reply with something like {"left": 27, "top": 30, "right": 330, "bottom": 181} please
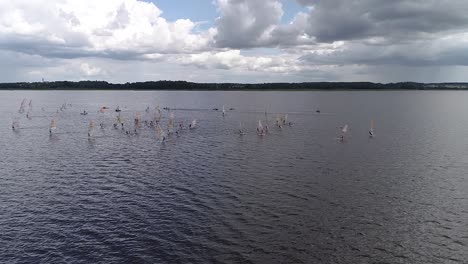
{"left": 276, "top": 115, "right": 283, "bottom": 128}
{"left": 156, "top": 124, "right": 166, "bottom": 142}
{"left": 88, "top": 120, "right": 94, "bottom": 138}
{"left": 167, "top": 112, "right": 175, "bottom": 133}
{"left": 257, "top": 120, "right": 265, "bottom": 136}
{"left": 49, "top": 119, "right": 57, "bottom": 135}
{"left": 239, "top": 122, "right": 245, "bottom": 135}
{"left": 222, "top": 105, "right": 226, "bottom": 117}
{"left": 338, "top": 124, "right": 348, "bottom": 141}
{"left": 369, "top": 120, "right": 375, "bottom": 137}
{"left": 134, "top": 112, "right": 141, "bottom": 128}
{"left": 116, "top": 114, "right": 123, "bottom": 124}
{"left": 189, "top": 119, "right": 197, "bottom": 129}
{"left": 342, "top": 124, "right": 348, "bottom": 134}
{"left": 12, "top": 120, "right": 19, "bottom": 130}
{"left": 154, "top": 105, "right": 162, "bottom": 122}
{"left": 19, "top": 99, "right": 26, "bottom": 113}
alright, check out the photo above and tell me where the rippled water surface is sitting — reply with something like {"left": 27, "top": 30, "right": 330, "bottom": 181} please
{"left": 1, "top": 90, "right": 467, "bottom": 263}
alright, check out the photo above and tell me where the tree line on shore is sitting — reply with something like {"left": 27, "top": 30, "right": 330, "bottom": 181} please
{"left": 1, "top": 80, "right": 468, "bottom": 90}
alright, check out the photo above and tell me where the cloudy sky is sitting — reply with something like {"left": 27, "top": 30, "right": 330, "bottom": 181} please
{"left": 1, "top": 0, "right": 468, "bottom": 83}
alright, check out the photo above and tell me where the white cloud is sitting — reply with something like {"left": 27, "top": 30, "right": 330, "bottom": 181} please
{"left": 0, "top": 0, "right": 216, "bottom": 58}
{"left": 1, "top": 0, "right": 468, "bottom": 83}
{"left": 175, "top": 50, "right": 305, "bottom": 73}
{"left": 80, "top": 63, "right": 102, "bottom": 76}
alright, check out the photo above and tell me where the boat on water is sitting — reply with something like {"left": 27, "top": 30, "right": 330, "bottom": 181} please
{"left": 88, "top": 120, "right": 94, "bottom": 137}
{"left": 369, "top": 120, "right": 375, "bottom": 137}
{"left": 257, "top": 120, "right": 266, "bottom": 136}
{"left": 12, "top": 120, "right": 19, "bottom": 130}
{"left": 189, "top": 119, "right": 197, "bottom": 129}
{"left": 19, "top": 99, "right": 26, "bottom": 113}
{"left": 115, "top": 106, "right": 121, "bottom": 112}
{"left": 156, "top": 124, "right": 166, "bottom": 142}
{"left": 81, "top": 110, "right": 88, "bottom": 115}
{"left": 338, "top": 124, "right": 348, "bottom": 141}
{"left": 134, "top": 112, "right": 141, "bottom": 128}
{"left": 49, "top": 119, "right": 57, "bottom": 135}
{"left": 222, "top": 105, "right": 226, "bottom": 116}
{"left": 165, "top": 112, "right": 175, "bottom": 134}
{"left": 239, "top": 122, "right": 245, "bottom": 135}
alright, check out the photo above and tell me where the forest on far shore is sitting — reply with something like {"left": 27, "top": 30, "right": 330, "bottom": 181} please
{"left": 1, "top": 81, "right": 468, "bottom": 90}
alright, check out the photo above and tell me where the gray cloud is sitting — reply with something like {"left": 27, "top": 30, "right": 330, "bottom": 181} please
{"left": 214, "top": 0, "right": 283, "bottom": 48}
{"left": 1, "top": 0, "right": 468, "bottom": 83}
{"left": 298, "top": 0, "right": 468, "bottom": 43}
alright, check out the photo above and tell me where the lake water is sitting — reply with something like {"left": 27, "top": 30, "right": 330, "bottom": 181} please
{"left": 1, "top": 90, "right": 467, "bottom": 263}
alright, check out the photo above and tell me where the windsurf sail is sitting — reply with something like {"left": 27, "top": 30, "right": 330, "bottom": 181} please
{"left": 190, "top": 119, "right": 197, "bottom": 129}
{"left": 12, "top": 120, "right": 19, "bottom": 130}
{"left": 50, "top": 119, "right": 57, "bottom": 130}
{"left": 88, "top": 120, "right": 94, "bottom": 137}
{"left": 116, "top": 114, "right": 123, "bottom": 124}
{"left": 257, "top": 120, "right": 265, "bottom": 135}
{"left": 156, "top": 124, "right": 166, "bottom": 141}
{"left": 369, "top": 120, "right": 375, "bottom": 136}
{"left": 342, "top": 124, "right": 348, "bottom": 134}
{"left": 168, "top": 112, "right": 175, "bottom": 129}
{"left": 19, "top": 99, "right": 26, "bottom": 113}
{"left": 239, "top": 122, "right": 245, "bottom": 134}
{"left": 134, "top": 112, "right": 141, "bottom": 128}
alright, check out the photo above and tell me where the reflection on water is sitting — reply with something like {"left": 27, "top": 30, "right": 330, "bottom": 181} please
{"left": 0, "top": 90, "right": 467, "bottom": 263}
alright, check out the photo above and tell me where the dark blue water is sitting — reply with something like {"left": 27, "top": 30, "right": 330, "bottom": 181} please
{"left": 1, "top": 90, "right": 467, "bottom": 263}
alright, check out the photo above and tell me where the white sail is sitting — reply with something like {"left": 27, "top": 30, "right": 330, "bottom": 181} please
{"left": 116, "top": 114, "right": 123, "bottom": 124}
{"left": 19, "top": 99, "right": 26, "bottom": 113}
{"left": 12, "top": 120, "right": 19, "bottom": 130}
{"left": 239, "top": 122, "right": 245, "bottom": 134}
{"left": 88, "top": 120, "right": 94, "bottom": 137}
{"left": 369, "top": 120, "right": 375, "bottom": 136}
{"left": 156, "top": 124, "right": 166, "bottom": 141}
{"left": 168, "top": 112, "right": 175, "bottom": 129}
{"left": 222, "top": 105, "right": 226, "bottom": 116}
{"left": 342, "top": 124, "right": 348, "bottom": 133}
{"left": 190, "top": 119, "right": 197, "bottom": 128}
{"left": 134, "top": 112, "right": 141, "bottom": 128}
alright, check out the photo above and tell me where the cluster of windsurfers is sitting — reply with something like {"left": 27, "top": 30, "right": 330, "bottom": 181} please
{"left": 82, "top": 105, "right": 198, "bottom": 142}
{"left": 249, "top": 112, "right": 292, "bottom": 136}
{"left": 13, "top": 99, "right": 375, "bottom": 141}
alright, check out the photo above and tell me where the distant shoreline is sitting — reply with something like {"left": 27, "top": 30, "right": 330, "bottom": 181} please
{"left": 1, "top": 80, "right": 468, "bottom": 91}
